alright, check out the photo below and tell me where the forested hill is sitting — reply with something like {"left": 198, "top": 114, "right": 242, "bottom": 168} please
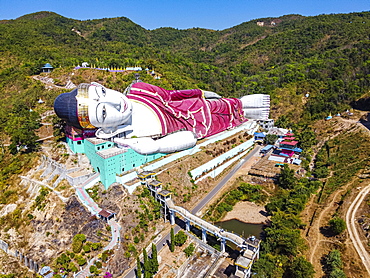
{"left": 1, "top": 11, "right": 370, "bottom": 123}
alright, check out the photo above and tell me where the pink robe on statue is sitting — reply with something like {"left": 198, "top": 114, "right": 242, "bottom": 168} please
{"left": 127, "top": 83, "right": 246, "bottom": 139}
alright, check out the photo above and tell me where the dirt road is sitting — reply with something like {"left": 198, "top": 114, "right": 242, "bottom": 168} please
{"left": 345, "top": 184, "right": 370, "bottom": 276}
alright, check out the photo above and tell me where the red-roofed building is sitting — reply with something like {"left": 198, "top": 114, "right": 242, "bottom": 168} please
{"left": 281, "top": 149, "right": 294, "bottom": 157}
{"left": 283, "top": 137, "right": 296, "bottom": 141}
{"left": 98, "top": 209, "right": 116, "bottom": 222}
{"left": 280, "top": 141, "right": 298, "bottom": 150}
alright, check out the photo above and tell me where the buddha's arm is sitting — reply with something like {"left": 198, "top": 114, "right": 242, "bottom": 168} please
{"left": 113, "top": 131, "right": 197, "bottom": 155}
{"left": 168, "top": 89, "right": 222, "bottom": 100}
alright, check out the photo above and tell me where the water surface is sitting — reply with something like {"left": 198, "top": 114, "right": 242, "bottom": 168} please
{"left": 216, "top": 219, "right": 264, "bottom": 239}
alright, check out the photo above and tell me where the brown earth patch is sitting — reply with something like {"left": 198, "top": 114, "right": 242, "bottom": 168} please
{"left": 221, "top": 201, "right": 268, "bottom": 224}
{"left": 302, "top": 114, "right": 370, "bottom": 278}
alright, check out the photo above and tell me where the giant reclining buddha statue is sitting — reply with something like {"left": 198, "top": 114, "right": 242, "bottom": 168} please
{"left": 54, "top": 81, "right": 270, "bottom": 155}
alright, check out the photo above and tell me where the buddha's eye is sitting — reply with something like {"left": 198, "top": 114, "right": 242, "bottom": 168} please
{"left": 102, "top": 105, "right": 107, "bottom": 119}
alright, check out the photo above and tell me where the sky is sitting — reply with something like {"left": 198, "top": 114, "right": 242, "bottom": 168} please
{"left": 1, "top": 0, "right": 369, "bottom": 30}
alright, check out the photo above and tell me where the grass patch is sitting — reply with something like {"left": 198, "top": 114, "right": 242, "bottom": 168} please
{"left": 318, "top": 129, "right": 370, "bottom": 202}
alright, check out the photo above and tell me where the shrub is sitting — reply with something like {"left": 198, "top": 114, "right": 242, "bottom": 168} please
{"left": 329, "top": 268, "right": 346, "bottom": 278}
{"left": 75, "top": 255, "right": 87, "bottom": 266}
{"left": 326, "top": 249, "right": 343, "bottom": 270}
{"left": 314, "top": 167, "right": 329, "bottom": 178}
{"left": 82, "top": 244, "right": 91, "bottom": 253}
{"left": 90, "top": 265, "right": 99, "bottom": 274}
{"left": 56, "top": 253, "right": 70, "bottom": 267}
{"left": 184, "top": 243, "right": 195, "bottom": 257}
{"left": 329, "top": 217, "right": 346, "bottom": 235}
{"left": 91, "top": 242, "right": 102, "bottom": 250}
{"left": 67, "top": 262, "right": 78, "bottom": 272}
{"left": 174, "top": 231, "right": 187, "bottom": 246}
{"left": 72, "top": 234, "right": 86, "bottom": 253}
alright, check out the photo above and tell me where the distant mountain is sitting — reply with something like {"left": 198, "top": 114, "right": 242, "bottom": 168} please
{"left": 0, "top": 11, "right": 370, "bottom": 122}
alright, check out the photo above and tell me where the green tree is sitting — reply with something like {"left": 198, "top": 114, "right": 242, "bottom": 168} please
{"left": 275, "top": 115, "right": 291, "bottom": 129}
{"left": 264, "top": 228, "right": 305, "bottom": 256}
{"left": 238, "top": 183, "right": 262, "bottom": 202}
{"left": 52, "top": 114, "right": 66, "bottom": 141}
{"left": 143, "top": 248, "right": 151, "bottom": 278}
{"left": 128, "top": 243, "right": 137, "bottom": 256}
{"left": 285, "top": 256, "right": 315, "bottom": 278}
{"left": 326, "top": 249, "right": 346, "bottom": 277}
{"left": 136, "top": 256, "right": 142, "bottom": 278}
{"left": 251, "top": 254, "right": 284, "bottom": 278}
{"left": 270, "top": 210, "right": 304, "bottom": 230}
{"left": 83, "top": 244, "right": 91, "bottom": 253}
{"left": 170, "top": 227, "right": 175, "bottom": 252}
{"left": 72, "top": 234, "right": 86, "bottom": 253}
{"left": 68, "top": 261, "right": 78, "bottom": 273}
{"left": 326, "top": 249, "right": 343, "bottom": 270}
{"left": 56, "top": 253, "right": 71, "bottom": 268}
{"left": 184, "top": 243, "right": 195, "bottom": 257}
{"left": 124, "top": 251, "right": 131, "bottom": 258}
{"left": 314, "top": 166, "right": 329, "bottom": 178}
{"left": 151, "top": 243, "right": 159, "bottom": 273}
{"left": 297, "top": 128, "right": 317, "bottom": 149}
{"left": 91, "top": 242, "right": 102, "bottom": 250}
{"left": 90, "top": 265, "right": 99, "bottom": 275}
{"left": 174, "top": 230, "right": 188, "bottom": 246}
{"left": 75, "top": 254, "right": 87, "bottom": 266}
{"left": 329, "top": 268, "right": 346, "bottom": 278}
{"left": 5, "top": 104, "right": 40, "bottom": 154}
{"left": 278, "top": 164, "right": 297, "bottom": 189}
{"left": 264, "top": 134, "right": 278, "bottom": 145}
{"left": 95, "top": 261, "right": 102, "bottom": 269}
{"left": 101, "top": 251, "right": 108, "bottom": 262}
{"left": 329, "top": 217, "right": 346, "bottom": 235}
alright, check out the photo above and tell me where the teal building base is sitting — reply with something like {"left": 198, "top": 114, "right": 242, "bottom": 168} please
{"left": 66, "top": 137, "right": 85, "bottom": 153}
{"left": 84, "top": 138, "right": 164, "bottom": 189}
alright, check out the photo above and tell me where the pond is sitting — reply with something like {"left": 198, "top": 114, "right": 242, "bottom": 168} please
{"left": 216, "top": 219, "right": 264, "bottom": 239}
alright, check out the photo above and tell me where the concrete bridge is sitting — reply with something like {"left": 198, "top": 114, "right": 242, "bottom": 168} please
{"left": 138, "top": 171, "right": 260, "bottom": 277}
{"left": 166, "top": 199, "right": 259, "bottom": 252}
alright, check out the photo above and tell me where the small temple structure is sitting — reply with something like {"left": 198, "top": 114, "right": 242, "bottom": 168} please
{"left": 42, "top": 63, "right": 53, "bottom": 73}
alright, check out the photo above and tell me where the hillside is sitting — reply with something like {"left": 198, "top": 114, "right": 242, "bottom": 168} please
{"left": 0, "top": 10, "right": 370, "bottom": 277}
{"left": 0, "top": 11, "right": 370, "bottom": 119}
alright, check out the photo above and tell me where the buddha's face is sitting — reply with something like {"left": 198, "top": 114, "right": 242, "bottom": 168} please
{"left": 86, "top": 84, "right": 132, "bottom": 129}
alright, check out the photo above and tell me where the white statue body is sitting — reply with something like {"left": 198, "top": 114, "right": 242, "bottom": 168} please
{"left": 54, "top": 82, "right": 270, "bottom": 154}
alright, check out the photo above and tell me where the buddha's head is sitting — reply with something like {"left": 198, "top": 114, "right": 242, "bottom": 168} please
{"left": 54, "top": 82, "right": 132, "bottom": 131}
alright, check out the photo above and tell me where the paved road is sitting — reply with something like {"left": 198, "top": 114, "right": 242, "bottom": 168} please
{"left": 123, "top": 144, "right": 261, "bottom": 278}
{"left": 345, "top": 185, "right": 370, "bottom": 276}
{"left": 192, "top": 145, "right": 261, "bottom": 214}
{"left": 105, "top": 219, "right": 121, "bottom": 251}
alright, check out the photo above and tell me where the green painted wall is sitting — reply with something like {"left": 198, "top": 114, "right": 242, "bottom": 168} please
{"left": 121, "top": 148, "right": 164, "bottom": 171}
{"left": 66, "top": 137, "right": 85, "bottom": 153}
{"left": 85, "top": 140, "right": 114, "bottom": 188}
{"left": 84, "top": 139, "right": 164, "bottom": 189}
